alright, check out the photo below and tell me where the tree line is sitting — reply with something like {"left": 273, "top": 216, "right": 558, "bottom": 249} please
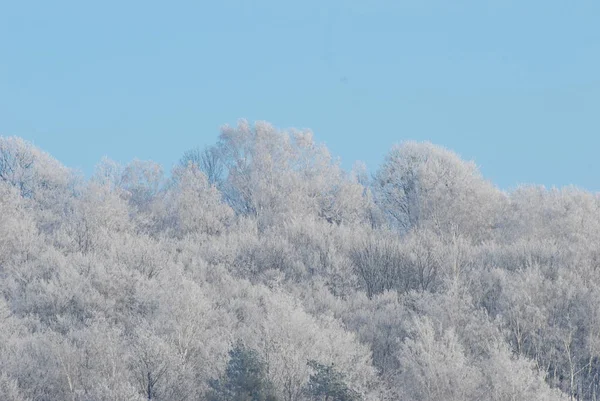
{"left": 1, "top": 121, "right": 599, "bottom": 400}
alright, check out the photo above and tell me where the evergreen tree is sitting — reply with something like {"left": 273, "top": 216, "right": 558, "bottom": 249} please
{"left": 208, "top": 343, "right": 278, "bottom": 401}
{"left": 306, "top": 360, "right": 360, "bottom": 401}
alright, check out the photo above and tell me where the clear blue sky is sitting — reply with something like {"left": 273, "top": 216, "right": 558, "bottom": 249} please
{"left": 1, "top": 1, "right": 599, "bottom": 190}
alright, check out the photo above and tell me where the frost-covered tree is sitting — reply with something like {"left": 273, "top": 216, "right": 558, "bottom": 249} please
{"left": 0, "top": 136, "right": 77, "bottom": 240}
{"left": 396, "top": 316, "right": 482, "bottom": 401}
{"left": 156, "top": 165, "right": 233, "bottom": 237}
{"left": 374, "top": 141, "right": 503, "bottom": 240}
{"left": 0, "top": 136, "right": 72, "bottom": 200}
{"left": 0, "top": 181, "right": 38, "bottom": 264}
{"left": 217, "top": 120, "right": 372, "bottom": 227}
{"left": 179, "top": 145, "right": 225, "bottom": 186}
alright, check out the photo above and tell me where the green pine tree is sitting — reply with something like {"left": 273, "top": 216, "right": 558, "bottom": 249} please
{"left": 306, "top": 360, "right": 360, "bottom": 401}
{"left": 208, "top": 343, "right": 278, "bottom": 401}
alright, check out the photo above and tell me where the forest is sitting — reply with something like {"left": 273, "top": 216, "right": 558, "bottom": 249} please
{"left": 1, "top": 121, "right": 599, "bottom": 400}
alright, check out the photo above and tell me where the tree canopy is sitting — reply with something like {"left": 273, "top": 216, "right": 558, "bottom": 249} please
{"left": 1, "top": 126, "right": 597, "bottom": 400}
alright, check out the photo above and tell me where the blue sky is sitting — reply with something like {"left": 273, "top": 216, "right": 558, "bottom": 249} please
{"left": 1, "top": 0, "right": 599, "bottom": 190}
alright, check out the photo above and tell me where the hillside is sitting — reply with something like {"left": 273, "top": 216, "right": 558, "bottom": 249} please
{"left": 1, "top": 123, "right": 598, "bottom": 400}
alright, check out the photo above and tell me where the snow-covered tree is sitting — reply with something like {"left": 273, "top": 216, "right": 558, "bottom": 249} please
{"left": 374, "top": 141, "right": 503, "bottom": 241}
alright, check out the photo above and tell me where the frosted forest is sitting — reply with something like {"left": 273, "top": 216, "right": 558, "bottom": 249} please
{"left": 1, "top": 121, "right": 599, "bottom": 401}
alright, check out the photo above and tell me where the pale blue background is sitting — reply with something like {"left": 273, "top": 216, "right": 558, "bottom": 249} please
{"left": 1, "top": 1, "right": 599, "bottom": 190}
